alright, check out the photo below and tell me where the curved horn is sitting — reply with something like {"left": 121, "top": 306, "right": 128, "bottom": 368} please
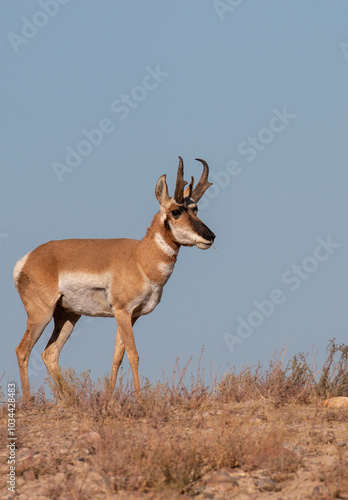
{"left": 184, "top": 176, "right": 194, "bottom": 199}
{"left": 174, "top": 156, "right": 187, "bottom": 204}
{"left": 191, "top": 159, "right": 213, "bottom": 202}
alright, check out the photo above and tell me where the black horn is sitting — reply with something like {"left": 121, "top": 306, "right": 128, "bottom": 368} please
{"left": 191, "top": 159, "right": 213, "bottom": 202}
{"left": 174, "top": 156, "right": 188, "bottom": 204}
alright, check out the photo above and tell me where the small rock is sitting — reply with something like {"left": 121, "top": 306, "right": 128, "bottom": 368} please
{"left": 321, "top": 396, "right": 348, "bottom": 408}
{"left": 257, "top": 477, "right": 281, "bottom": 492}
{"left": 205, "top": 470, "right": 239, "bottom": 492}
{"left": 58, "top": 448, "right": 69, "bottom": 454}
{"left": 87, "top": 431, "right": 101, "bottom": 440}
{"left": 312, "top": 485, "right": 327, "bottom": 496}
{"left": 23, "top": 470, "right": 36, "bottom": 481}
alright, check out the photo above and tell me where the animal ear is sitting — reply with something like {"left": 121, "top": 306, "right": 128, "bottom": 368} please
{"left": 155, "top": 174, "right": 171, "bottom": 207}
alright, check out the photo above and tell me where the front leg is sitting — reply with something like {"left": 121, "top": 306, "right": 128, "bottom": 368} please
{"left": 109, "top": 316, "right": 138, "bottom": 397}
{"left": 108, "top": 329, "right": 125, "bottom": 397}
{"left": 113, "top": 309, "right": 141, "bottom": 399}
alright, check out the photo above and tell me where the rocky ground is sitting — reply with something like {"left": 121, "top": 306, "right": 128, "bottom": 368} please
{"left": 1, "top": 397, "right": 348, "bottom": 499}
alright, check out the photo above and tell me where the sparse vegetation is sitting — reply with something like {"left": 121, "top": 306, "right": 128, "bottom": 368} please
{"left": 1, "top": 340, "right": 347, "bottom": 499}
{"left": 317, "top": 339, "right": 348, "bottom": 398}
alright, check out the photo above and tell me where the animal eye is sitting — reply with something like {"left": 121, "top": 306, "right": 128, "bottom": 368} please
{"left": 192, "top": 207, "right": 198, "bottom": 214}
{"left": 171, "top": 209, "right": 181, "bottom": 218}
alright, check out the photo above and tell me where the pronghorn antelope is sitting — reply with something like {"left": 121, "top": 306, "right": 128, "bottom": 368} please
{"left": 14, "top": 157, "right": 215, "bottom": 402}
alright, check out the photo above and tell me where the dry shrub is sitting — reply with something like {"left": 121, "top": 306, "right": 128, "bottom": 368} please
{"left": 91, "top": 413, "right": 293, "bottom": 494}
{"left": 46, "top": 368, "right": 116, "bottom": 416}
{"left": 218, "top": 347, "right": 316, "bottom": 405}
{"left": 93, "top": 425, "right": 203, "bottom": 492}
{"left": 42, "top": 339, "right": 348, "bottom": 416}
{"left": 317, "top": 339, "right": 348, "bottom": 397}
{"left": 212, "top": 339, "right": 348, "bottom": 405}
{"left": 217, "top": 364, "right": 262, "bottom": 402}
{"left": 45, "top": 350, "right": 212, "bottom": 423}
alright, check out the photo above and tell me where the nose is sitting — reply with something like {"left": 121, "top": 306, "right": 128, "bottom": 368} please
{"left": 191, "top": 217, "right": 216, "bottom": 242}
{"left": 205, "top": 228, "right": 215, "bottom": 242}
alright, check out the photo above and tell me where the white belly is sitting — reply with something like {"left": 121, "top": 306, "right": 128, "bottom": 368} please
{"left": 59, "top": 272, "right": 114, "bottom": 317}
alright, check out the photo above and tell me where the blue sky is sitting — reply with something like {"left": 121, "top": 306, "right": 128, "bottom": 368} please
{"left": 1, "top": 1, "right": 348, "bottom": 392}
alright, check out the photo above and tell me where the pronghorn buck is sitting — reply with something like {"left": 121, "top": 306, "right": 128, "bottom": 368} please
{"left": 14, "top": 157, "right": 215, "bottom": 402}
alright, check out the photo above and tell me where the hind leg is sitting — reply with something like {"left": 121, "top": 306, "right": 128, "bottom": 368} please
{"left": 41, "top": 303, "right": 80, "bottom": 393}
{"left": 16, "top": 310, "right": 54, "bottom": 403}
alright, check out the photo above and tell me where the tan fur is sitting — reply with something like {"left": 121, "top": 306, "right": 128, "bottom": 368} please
{"left": 14, "top": 159, "right": 215, "bottom": 402}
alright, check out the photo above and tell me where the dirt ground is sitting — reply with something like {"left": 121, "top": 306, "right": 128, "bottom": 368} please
{"left": 1, "top": 398, "right": 348, "bottom": 500}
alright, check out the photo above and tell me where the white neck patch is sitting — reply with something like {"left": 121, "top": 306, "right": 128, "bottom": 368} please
{"left": 155, "top": 232, "right": 177, "bottom": 257}
{"left": 158, "top": 261, "right": 175, "bottom": 277}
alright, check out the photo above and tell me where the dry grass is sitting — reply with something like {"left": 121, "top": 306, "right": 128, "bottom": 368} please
{"left": 0, "top": 339, "right": 347, "bottom": 498}
{"left": 22, "top": 339, "right": 348, "bottom": 415}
